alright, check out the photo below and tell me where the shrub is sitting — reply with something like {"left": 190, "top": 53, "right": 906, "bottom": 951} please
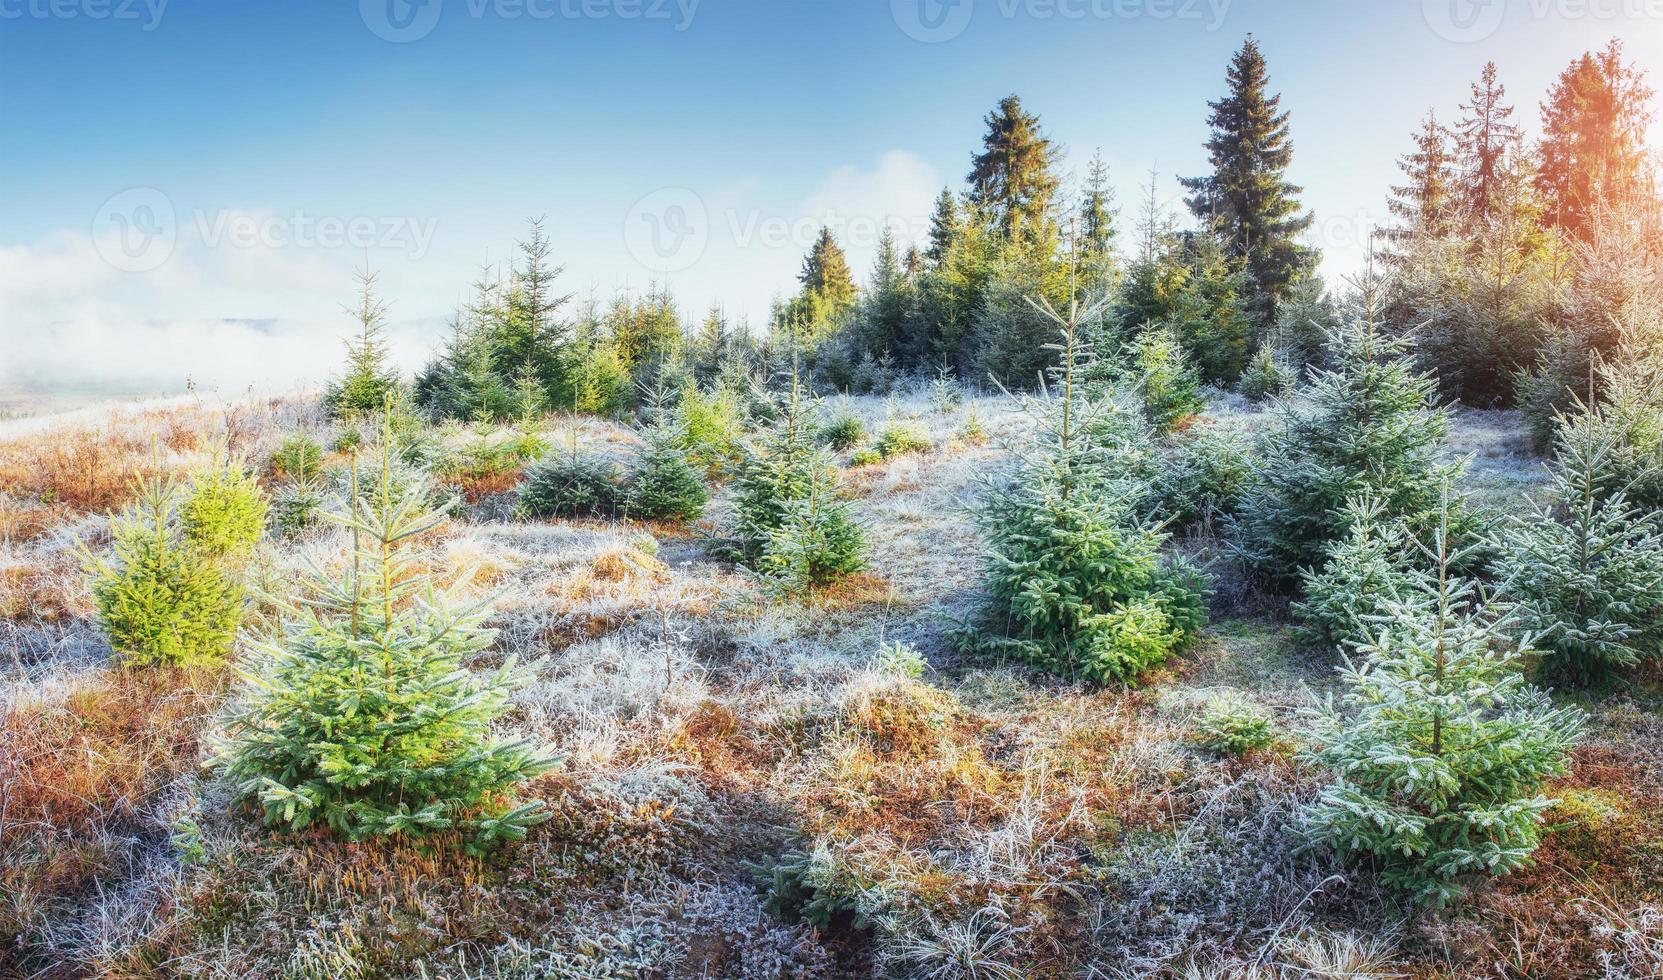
{"left": 516, "top": 448, "right": 624, "bottom": 520}
{"left": 217, "top": 436, "right": 557, "bottom": 849}
{"left": 1128, "top": 324, "right": 1205, "bottom": 433}
{"left": 1238, "top": 346, "right": 1295, "bottom": 402}
{"left": 874, "top": 640, "right": 928, "bottom": 678}
{"left": 956, "top": 401, "right": 989, "bottom": 446}
{"left": 624, "top": 427, "right": 709, "bottom": 522}
{"left": 849, "top": 447, "right": 884, "bottom": 467}
{"left": 178, "top": 456, "right": 269, "bottom": 561}
{"left": 817, "top": 412, "right": 866, "bottom": 451}
{"left": 1231, "top": 270, "right": 1459, "bottom": 588}
{"left": 1498, "top": 419, "right": 1663, "bottom": 678}
{"left": 1293, "top": 496, "right": 1423, "bottom": 652}
{"left": 1302, "top": 504, "right": 1585, "bottom": 906}
{"left": 1191, "top": 695, "right": 1276, "bottom": 756}
{"left": 873, "top": 420, "right": 931, "bottom": 459}
{"left": 86, "top": 473, "right": 244, "bottom": 668}
{"left": 269, "top": 432, "right": 323, "bottom": 481}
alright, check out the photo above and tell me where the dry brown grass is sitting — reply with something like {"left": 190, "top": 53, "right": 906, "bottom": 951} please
{"left": 1, "top": 667, "right": 222, "bottom": 967}
{"left": 0, "top": 428, "right": 160, "bottom": 512}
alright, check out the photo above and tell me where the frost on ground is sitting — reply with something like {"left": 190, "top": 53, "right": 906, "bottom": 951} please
{"left": 2, "top": 392, "right": 1661, "bottom": 979}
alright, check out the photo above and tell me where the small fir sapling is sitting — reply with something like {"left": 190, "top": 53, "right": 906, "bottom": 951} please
{"left": 218, "top": 426, "right": 557, "bottom": 849}
{"left": 1302, "top": 490, "right": 1584, "bottom": 906}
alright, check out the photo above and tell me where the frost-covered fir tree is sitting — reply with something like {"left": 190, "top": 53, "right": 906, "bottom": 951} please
{"left": 725, "top": 341, "right": 862, "bottom": 587}
{"left": 1293, "top": 496, "right": 1423, "bottom": 652}
{"left": 1232, "top": 262, "right": 1459, "bottom": 587}
{"left": 1303, "top": 494, "right": 1583, "bottom": 906}
{"left": 624, "top": 424, "right": 709, "bottom": 523}
{"left": 957, "top": 284, "right": 1207, "bottom": 684}
{"left": 326, "top": 265, "right": 402, "bottom": 420}
{"left": 220, "top": 426, "right": 556, "bottom": 849}
{"left": 1555, "top": 331, "right": 1663, "bottom": 513}
{"left": 1499, "top": 418, "right": 1663, "bottom": 677}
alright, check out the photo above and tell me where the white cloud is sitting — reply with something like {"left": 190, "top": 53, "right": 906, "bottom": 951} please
{"left": 1, "top": 154, "right": 941, "bottom": 395}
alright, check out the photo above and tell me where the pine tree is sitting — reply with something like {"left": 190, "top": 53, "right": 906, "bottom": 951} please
{"left": 1232, "top": 262, "right": 1458, "bottom": 586}
{"left": 757, "top": 471, "right": 865, "bottom": 596}
{"left": 967, "top": 95, "right": 1061, "bottom": 245}
{"left": 1293, "top": 496, "right": 1423, "bottom": 652}
{"left": 1499, "top": 418, "right": 1663, "bottom": 677}
{"left": 1397, "top": 172, "right": 1565, "bottom": 407}
{"left": 1538, "top": 40, "right": 1655, "bottom": 241}
{"left": 1237, "top": 344, "right": 1295, "bottom": 402}
{"left": 1107, "top": 171, "right": 1188, "bottom": 340}
{"left": 924, "top": 187, "right": 961, "bottom": 267}
{"left": 1180, "top": 36, "right": 1315, "bottom": 326}
{"left": 1303, "top": 495, "right": 1584, "bottom": 906}
{"left": 1271, "top": 272, "right": 1339, "bottom": 372}
{"left": 220, "top": 426, "right": 557, "bottom": 848}
{"left": 326, "top": 265, "right": 401, "bottom": 420}
{"left": 179, "top": 451, "right": 269, "bottom": 563}
{"left": 87, "top": 467, "right": 245, "bottom": 669}
{"left": 920, "top": 204, "right": 1001, "bottom": 374}
{"left": 1452, "top": 62, "right": 1521, "bottom": 225}
{"left": 1077, "top": 149, "right": 1119, "bottom": 295}
{"left": 1126, "top": 324, "right": 1204, "bottom": 433}
{"left": 788, "top": 227, "right": 858, "bottom": 344}
{"left": 1166, "top": 231, "right": 1253, "bottom": 384}
{"left": 1384, "top": 112, "right": 1457, "bottom": 244}
{"left": 726, "top": 345, "right": 845, "bottom": 567}
{"left": 956, "top": 281, "right": 1207, "bottom": 684}
{"left": 624, "top": 422, "right": 709, "bottom": 523}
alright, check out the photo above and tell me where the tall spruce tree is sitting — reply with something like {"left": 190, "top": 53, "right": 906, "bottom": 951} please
{"left": 498, "top": 218, "right": 573, "bottom": 410}
{"left": 967, "top": 95, "right": 1062, "bottom": 245}
{"left": 1180, "top": 36, "right": 1315, "bottom": 326}
{"left": 1077, "top": 150, "right": 1120, "bottom": 295}
{"left": 924, "top": 187, "right": 961, "bottom": 267}
{"left": 1384, "top": 112, "right": 1457, "bottom": 245}
{"left": 1453, "top": 62, "right": 1522, "bottom": 225}
{"left": 786, "top": 226, "right": 858, "bottom": 345}
{"left": 1537, "top": 40, "right": 1655, "bottom": 240}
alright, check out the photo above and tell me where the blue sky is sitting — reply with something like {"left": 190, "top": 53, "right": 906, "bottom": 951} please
{"left": 2, "top": 0, "right": 1660, "bottom": 393}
